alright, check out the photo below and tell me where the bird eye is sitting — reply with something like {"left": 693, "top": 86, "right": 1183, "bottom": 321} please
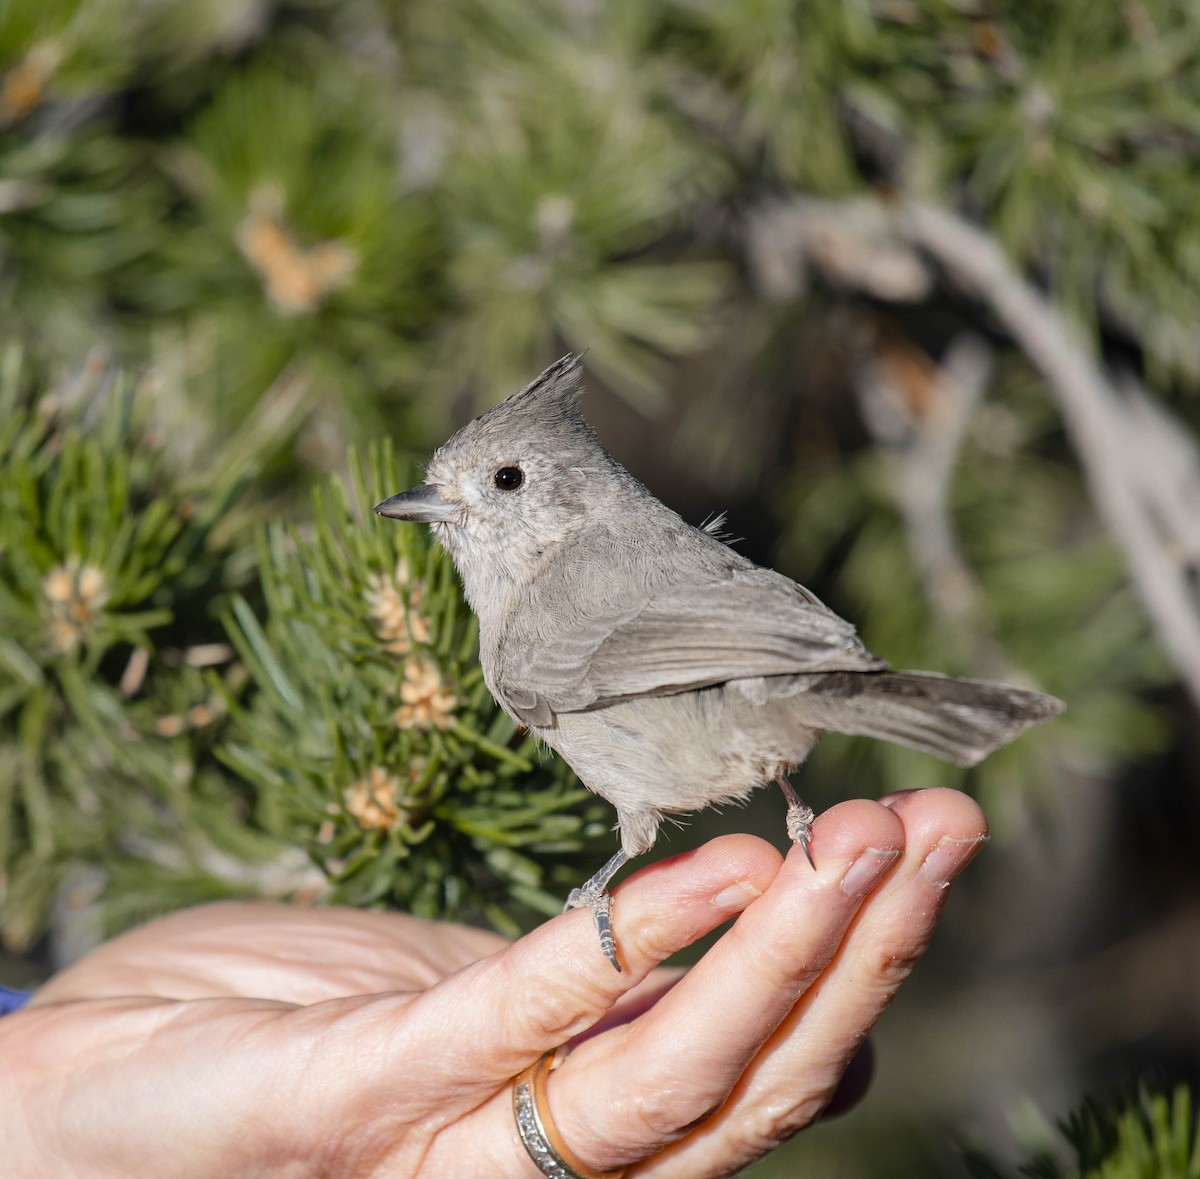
{"left": 494, "top": 465, "right": 524, "bottom": 491}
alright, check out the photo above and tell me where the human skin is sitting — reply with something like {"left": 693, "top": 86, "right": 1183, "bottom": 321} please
{"left": 1, "top": 788, "right": 987, "bottom": 1177}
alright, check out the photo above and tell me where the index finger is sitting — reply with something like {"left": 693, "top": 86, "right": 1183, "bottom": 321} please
{"left": 393, "top": 834, "right": 785, "bottom": 1118}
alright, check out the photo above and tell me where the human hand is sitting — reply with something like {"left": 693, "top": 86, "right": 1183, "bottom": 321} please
{"left": 1, "top": 788, "right": 986, "bottom": 1177}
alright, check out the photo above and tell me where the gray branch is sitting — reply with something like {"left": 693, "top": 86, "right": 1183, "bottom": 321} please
{"left": 852, "top": 326, "right": 1017, "bottom": 675}
{"left": 900, "top": 203, "right": 1200, "bottom": 708}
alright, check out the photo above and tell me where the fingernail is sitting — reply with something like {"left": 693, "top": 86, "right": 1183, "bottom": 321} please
{"left": 921, "top": 835, "right": 990, "bottom": 888}
{"left": 841, "top": 847, "right": 901, "bottom": 897}
{"left": 712, "top": 879, "right": 763, "bottom": 911}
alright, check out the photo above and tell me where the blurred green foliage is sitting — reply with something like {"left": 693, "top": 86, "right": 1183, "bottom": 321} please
{"left": 0, "top": 346, "right": 280, "bottom": 948}
{"left": 2, "top": 0, "right": 1196, "bottom": 419}
{"left": 965, "top": 1085, "right": 1200, "bottom": 1179}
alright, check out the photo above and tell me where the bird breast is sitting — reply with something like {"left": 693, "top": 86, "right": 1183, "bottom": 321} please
{"left": 539, "top": 684, "right": 822, "bottom": 816}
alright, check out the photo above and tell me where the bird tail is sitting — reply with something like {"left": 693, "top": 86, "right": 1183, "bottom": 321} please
{"left": 795, "top": 671, "right": 1063, "bottom": 767}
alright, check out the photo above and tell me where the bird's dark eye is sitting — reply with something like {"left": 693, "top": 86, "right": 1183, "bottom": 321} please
{"left": 494, "top": 466, "right": 524, "bottom": 491}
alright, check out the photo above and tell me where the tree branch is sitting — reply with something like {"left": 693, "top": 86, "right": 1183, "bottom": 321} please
{"left": 850, "top": 322, "right": 1016, "bottom": 675}
{"left": 900, "top": 203, "right": 1200, "bottom": 709}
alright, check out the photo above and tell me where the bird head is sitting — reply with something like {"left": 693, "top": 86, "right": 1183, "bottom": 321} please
{"left": 375, "top": 355, "right": 618, "bottom": 610}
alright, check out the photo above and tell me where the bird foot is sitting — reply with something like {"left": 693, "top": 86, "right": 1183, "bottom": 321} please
{"left": 566, "top": 884, "right": 619, "bottom": 971}
{"left": 776, "top": 773, "right": 817, "bottom": 869}
{"left": 565, "top": 848, "right": 628, "bottom": 972}
{"left": 786, "top": 803, "right": 817, "bottom": 869}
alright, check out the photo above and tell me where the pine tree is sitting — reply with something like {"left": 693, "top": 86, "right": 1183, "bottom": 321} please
{"left": 2, "top": 2, "right": 1199, "bottom": 1174}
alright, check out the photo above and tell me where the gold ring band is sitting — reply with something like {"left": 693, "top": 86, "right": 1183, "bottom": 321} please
{"left": 513, "top": 1050, "right": 627, "bottom": 1179}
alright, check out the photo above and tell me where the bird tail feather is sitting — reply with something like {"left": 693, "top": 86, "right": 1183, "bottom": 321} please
{"left": 796, "top": 671, "right": 1063, "bottom": 767}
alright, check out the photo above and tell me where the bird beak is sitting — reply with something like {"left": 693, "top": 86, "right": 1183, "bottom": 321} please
{"left": 374, "top": 484, "right": 459, "bottom": 523}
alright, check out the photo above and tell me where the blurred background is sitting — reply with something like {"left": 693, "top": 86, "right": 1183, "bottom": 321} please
{"left": 1, "top": 0, "right": 1199, "bottom": 1174}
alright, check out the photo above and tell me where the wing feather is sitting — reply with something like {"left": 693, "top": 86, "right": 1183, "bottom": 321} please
{"left": 500, "top": 573, "right": 886, "bottom": 724}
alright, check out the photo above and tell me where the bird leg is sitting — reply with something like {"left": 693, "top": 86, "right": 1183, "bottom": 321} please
{"left": 775, "top": 773, "right": 816, "bottom": 868}
{"left": 566, "top": 848, "right": 629, "bottom": 972}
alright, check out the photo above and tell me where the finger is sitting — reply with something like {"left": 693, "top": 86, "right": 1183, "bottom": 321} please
{"left": 388, "top": 834, "right": 783, "bottom": 1116}
{"left": 532, "top": 798, "right": 903, "bottom": 1171}
{"left": 651, "top": 788, "right": 987, "bottom": 1176}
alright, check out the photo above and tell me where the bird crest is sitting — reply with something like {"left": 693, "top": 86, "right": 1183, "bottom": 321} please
{"left": 444, "top": 353, "right": 594, "bottom": 461}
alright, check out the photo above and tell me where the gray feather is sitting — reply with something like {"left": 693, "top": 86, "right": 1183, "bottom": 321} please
{"left": 502, "top": 577, "right": 886, "bottom": 716}
{"left": 784, "top": 671, "right": 1065, "bottom": 766}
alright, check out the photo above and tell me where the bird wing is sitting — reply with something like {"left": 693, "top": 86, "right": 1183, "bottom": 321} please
{"left": 499, "top": 572, "right": 887, "bottom": 727}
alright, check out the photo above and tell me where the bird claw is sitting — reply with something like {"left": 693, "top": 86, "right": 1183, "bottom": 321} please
{"left": 786, "top": 802, "right": 816, "bottom": 869}
{"left": 565, "top": 848, "right": 628, "bottom": 971}
{"left": 565, "top": 884, "right": 620, "bottom": 971}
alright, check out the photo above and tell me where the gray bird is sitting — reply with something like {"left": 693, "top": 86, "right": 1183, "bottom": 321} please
{"left": 375, "top": 355, "right": 1063, "bottom": 970}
